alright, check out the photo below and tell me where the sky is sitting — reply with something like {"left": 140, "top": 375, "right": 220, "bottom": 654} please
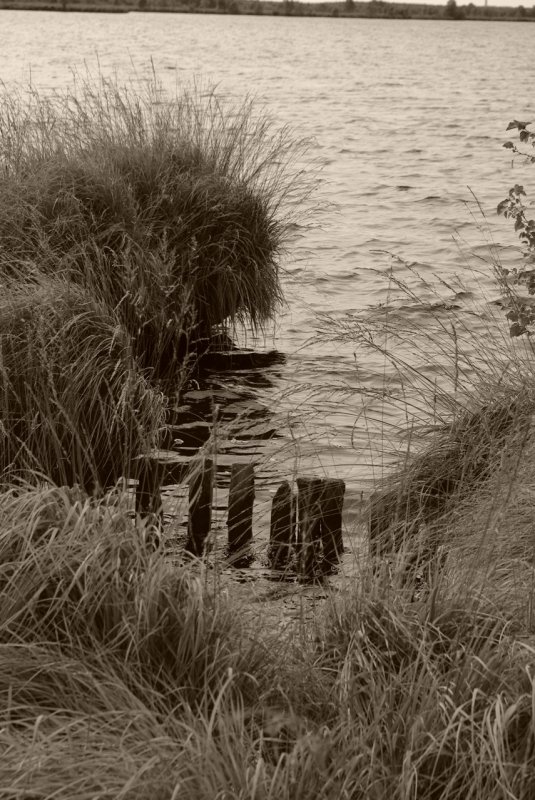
{"left": 305, "top": 0, "right": 534, "bottom": 6}
{"left": 407, "top": 0, "right": 533, "bottom": 4}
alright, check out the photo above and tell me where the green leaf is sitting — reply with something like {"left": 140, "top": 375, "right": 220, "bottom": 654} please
{"left": 507, "top": 120, "right": 531, "bottom": 131}
{"left": 510, "top": 321, "right": 526, "bottom": 337}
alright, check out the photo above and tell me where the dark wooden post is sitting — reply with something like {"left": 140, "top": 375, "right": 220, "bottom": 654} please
{"left": 320, "top": 478, "right": 345, "bottom": 570}
{"left": 185, "top": 457, "right": 213, "bottom": 557}
{"left": 268, "top": 480, "right": 295, "bottom": 569}
{"left": 135, "top": 456, "right": 164, "bottom": 530}
{"left": 296, "top": 477, "right": 324, "bottom": 580}
{"left": 227, "top": 463, "right": 255, "bottom": 566}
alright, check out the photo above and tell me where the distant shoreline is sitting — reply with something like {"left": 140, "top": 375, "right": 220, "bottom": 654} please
{"left": 1, "top": 1, "right": 534, "bottom": 23}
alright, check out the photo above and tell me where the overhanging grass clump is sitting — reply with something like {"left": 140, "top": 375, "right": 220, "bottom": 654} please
{"left": 0, "top": 79, "right": 309, "bottom": 375}
{"left": 0, "top": 274, "right": 165, "bottom": 490}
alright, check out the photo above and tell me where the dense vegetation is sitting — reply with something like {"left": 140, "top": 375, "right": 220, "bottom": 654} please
{"left": 0, "top": 79, "right": 304, "bottom": 489}
{"left": 3, "top": 80, "right": 535, "bottom": 798}
{"left": 1, "top": 480, "right": 535, "bottom": 799}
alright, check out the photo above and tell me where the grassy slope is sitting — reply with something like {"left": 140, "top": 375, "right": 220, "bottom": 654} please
{"left": 1, "top": 485, "right": 535, "bottom": 798}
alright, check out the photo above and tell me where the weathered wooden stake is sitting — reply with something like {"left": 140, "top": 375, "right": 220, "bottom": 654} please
{"left": 185, "top": 457, "right": 213, "bottom": 557}
{"left": 227, "top": 462, "right": 255, "bottom": 565}
{"left": 296, "top": 477, "right": 324, "bottom": 580}
{"left": 268, "top": 480, "right": 295, "bottom": 569}
{"left": 320, "top": 478, "right": 345, "bottom": 568}
{"left": 135, "top": 457, "right": 164, "bottom": 529}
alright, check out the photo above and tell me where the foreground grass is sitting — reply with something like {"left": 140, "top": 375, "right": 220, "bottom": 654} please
{"left": 1, "top": 483, "right": 535, "bottom": 798}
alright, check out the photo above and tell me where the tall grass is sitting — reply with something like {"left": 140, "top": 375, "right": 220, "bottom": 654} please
{"left": 0, "top": 273, "right": 165, "bottom": 490}
{"left": 318, "top": 256, "right": 535, "bottom": 631}
{"left": 0, "top": 77, "right": 310, "bottom": 376}
{"left": 2, "top": 485, "right": 535, "bottom": 798}
{"left": 2, "top": 277, "right": 535, "bottom": 790}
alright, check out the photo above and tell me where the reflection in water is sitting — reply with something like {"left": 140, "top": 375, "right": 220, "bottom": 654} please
{"left": 166, "top": 345, "right": 286, "bottom": 457}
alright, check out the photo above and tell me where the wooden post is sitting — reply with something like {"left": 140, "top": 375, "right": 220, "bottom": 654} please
{"left": 296, "top": 477, "right": 324, "bottom": 580}
{"left": 185, "top": 457, "right": 213, "bottom": 557}
{"left": 227, "top": 463, "right": 255, "bottom": 566}
{"left": 135, "top": 457, "right": 164, "bottom": 530}
{"left": 268, "top": 480, "right": 295, "bottom": 569}
{"left": 320, "top": 478, "right": 345, "bottom": 570}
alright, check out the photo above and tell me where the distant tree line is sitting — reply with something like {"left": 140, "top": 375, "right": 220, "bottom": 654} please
{"left": 1, "top": 0, "right": 534, "bottom": 21}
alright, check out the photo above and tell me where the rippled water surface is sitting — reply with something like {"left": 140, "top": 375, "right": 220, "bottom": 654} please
{"left": 2, "top": 11, "right": 534, "bottom": 492}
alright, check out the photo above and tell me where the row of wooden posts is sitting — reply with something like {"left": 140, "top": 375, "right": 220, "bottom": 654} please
{"left": 136, "top": 458, "right": 346, "bottom": 579}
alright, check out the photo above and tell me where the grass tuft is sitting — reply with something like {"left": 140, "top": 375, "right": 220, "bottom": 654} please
{"left": 319, "top": 260, "right": 535, "bottom": 611}
{"left": 0, "top": 78, "right": 311, "bottom": 375}
{"left": 0, "top": 274, "right": 165, "bottom": 490}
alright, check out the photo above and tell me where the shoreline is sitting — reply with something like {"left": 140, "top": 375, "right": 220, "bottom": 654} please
{"left": 1, "top": 1, "right": 534, "bottom": 23}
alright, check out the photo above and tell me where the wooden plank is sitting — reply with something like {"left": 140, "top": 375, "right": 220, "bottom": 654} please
{"left": 296, "top": 477, "right": 324, "bottom": 580}
{"left": 185, "top": 458, "right": 213, "bottom": 557}
{"left": 135, "top": 458, "right": 164, "bottom": 549}
{"left": 135, "top": 458, "right": 164, "bottom": 523}
{"left": 320, "top": 478, "right": 345, "bottom": 569}
{"left": 268, "top": 480, "right": 295, "bottom": 570}
{"left": 227, "top": 462, "right": 255, "bottom": 566}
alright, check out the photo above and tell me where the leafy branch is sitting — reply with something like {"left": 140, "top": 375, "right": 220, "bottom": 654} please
{"left": 496, "top": 120, "right": 535, "bottom": 336}
{"left": 503, "top": 119, "right": 535, "bottom": 161}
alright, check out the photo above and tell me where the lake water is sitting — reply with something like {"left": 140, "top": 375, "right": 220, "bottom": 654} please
{"left": 1, "top": 10, "right": 534, "bottom": 498}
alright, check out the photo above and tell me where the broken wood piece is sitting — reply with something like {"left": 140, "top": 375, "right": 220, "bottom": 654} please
{"left": 268, "top": 480, "right": 295, "bottom": 569}
{"left": 227, "top": 462, "right": 255, "bottom": 565}
{"left": 185, "top": 457, "right": 214, "bottom": 557}
{"left": 320, "top": 478, "right": 345, "bottom": 568}
{"left": 296, "top": 477, "right": 324, "bottom": 580}
{"left": 135, "top": 457, "right": 164, "bottom": 527}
